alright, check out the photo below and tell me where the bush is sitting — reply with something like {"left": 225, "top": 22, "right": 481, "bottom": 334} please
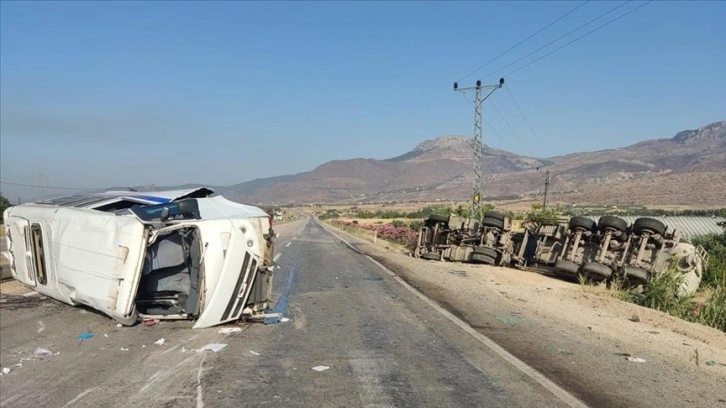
{"left": 409, "top": 220, "right": 423, "bottom": 231}
{"left": 692, "top": 230, "right": 726, "bottom": 289}
{"left": 628, "top": 267, "right": 694, "bottom": 320}
{"left": 318, "top": 210, "right": 340, "bottom": 220}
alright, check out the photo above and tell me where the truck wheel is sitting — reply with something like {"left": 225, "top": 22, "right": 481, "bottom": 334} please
{"left": 483, "top": 211, "right": 505, "bottom": 221}
{"left": 481, "top": 217, "right": 504, "bottom": 229}
{"left": 633, "top": 218, "right": 666, "bottom": 236}
{"left": 555, "top": 260, "right": 580, "bottom": 275}
{"left": 598, "top": 216, "right": 628, "bottom": 233}
{"left": 622, "top": 265, "right": 650, "bottom": 284}
{"left": 472, "top": 246, "right": 498, "bottom": 258}
{"left": 582, "top": 262, "right": 613, "bottom": 281}
{"left": 471, "top": 254, "right": 496, "bottom": 265}
{"left": 568, "top": 216, "right": 595, "bottom": 232}
{"left": 421, "top": 252, "right": 441, "bottom": 261}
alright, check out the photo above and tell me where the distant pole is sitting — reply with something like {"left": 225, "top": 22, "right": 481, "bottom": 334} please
{"left": 453, "top": 77, "right": 504, "bottom": 221}
{"left": 543, "top": 170, "right": 551, "bottom": 210}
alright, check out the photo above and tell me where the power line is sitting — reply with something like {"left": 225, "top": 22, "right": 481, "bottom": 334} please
{"left": 504, "top": 84, "right": 545, "bottom": 150}
{"left": 481, "top": 1, "right": 632, "bottom": 80}
{"left": 504, "top": 1, "right": 653, "bottom": 78}
{"left": 458, "top": 0, "right": 590, "bottom": 82}
{"left": 489, "top": 100, "right": 532, "bottom": 156}
{"left": 459, "top": 92, "right": 515, "bottom": 154}
{"left": 0, "top": 180, "right": 94, "bottom": 191}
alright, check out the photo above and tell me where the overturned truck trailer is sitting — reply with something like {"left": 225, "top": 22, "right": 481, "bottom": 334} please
{"left": 1, "top": 188, "right": 276, "bottom": 328}
{"left": 415, "top": 213, "right": 708, "bottom": 295}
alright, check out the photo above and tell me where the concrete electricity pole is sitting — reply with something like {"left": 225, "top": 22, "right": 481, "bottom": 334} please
{"left": 454, "top": 77, "right": 504, "bottom": 221}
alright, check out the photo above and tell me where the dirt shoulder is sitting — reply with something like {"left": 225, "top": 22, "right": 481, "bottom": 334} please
{"left": 321, "top": 219, "right": 726, "bottom": 408}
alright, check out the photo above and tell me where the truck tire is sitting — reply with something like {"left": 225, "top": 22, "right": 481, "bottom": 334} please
{"left": 421, "top": 252, "right": 441, "bottom": 261}
{"left": 471, "top": 253, "right": 496, "bottom": 265}
{"left": 598, "top": 216, "right": 628, "bottom": 233}
{"left": 555, "top": 260, "right": 580, "bottom": 275}
{"left": 633, "top": 218, "right": 666, "bottom": 236}
{"left": 472, "top": 246, "right": 498, "bottom": 258}
{"left": 622, "top": 265, "right": 650, "bottom": 284}
{"left": 481, "top": 217, "right": 505, "bottom": 229}
{"left": 582, "top": 262, "right": 613, "bottom": 281}
{"left": 424, "top": 214, "right": 450, "bottom": 227}
{"left": 568, "top": 216, "right": 595, "bottom": 232}
{"left": 483, "top": 211, "right": 506, "bottom": 221}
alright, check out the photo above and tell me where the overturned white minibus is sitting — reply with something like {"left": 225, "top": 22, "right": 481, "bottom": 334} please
{"left": 1, "top": 188, "right": 275, "bottom": 328}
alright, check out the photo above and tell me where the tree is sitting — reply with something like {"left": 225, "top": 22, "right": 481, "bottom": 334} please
{"left": 0, "top": 194, "right": 11, "bottom": 223}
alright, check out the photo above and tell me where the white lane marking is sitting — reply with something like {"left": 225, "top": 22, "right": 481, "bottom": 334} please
{"left": 321, "top": 221, "right": 589, "bottom": 408}
{"left": 273, "top": 253, "right": 282, "bottom": 262}
{"left": 62, "top": 387, "right": 100, "bottom": 407}
{"left": 285, "top": 242, "right": 292, "bottom": 248}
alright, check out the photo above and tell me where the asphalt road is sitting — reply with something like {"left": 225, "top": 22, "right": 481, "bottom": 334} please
{"left": 0, "top": 218, "right": 585, "bottom": 408}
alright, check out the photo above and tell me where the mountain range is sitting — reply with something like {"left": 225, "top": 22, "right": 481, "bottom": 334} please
{"left": 119, "top": 120, "right": 725, "bottom": 207}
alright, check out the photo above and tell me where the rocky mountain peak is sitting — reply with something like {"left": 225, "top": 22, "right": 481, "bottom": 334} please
{"left": 414, "top": 135, "right": 471, "bottom": 152}
{"left": 672, "top": 120, "right": 726, "bottom": 143}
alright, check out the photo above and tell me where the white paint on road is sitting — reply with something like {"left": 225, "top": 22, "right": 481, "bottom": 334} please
{"left": 285, "top": 242, "right": 292, "bottom": 248}
{"left": 273, "top": 253, "right": 282, "bottom": 262}
{"left": 320, "top": 221, "right": 589, "bottom": 408}
{"left": 196, "top": 355, "right": 207, "bottom": 408}
{"left": 62, "top": 387, "right": 100, "bottom": 407}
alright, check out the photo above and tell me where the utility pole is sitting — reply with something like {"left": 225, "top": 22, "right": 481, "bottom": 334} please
{"left": 454, "top": 77, "right": 504, "bottom": 222}
{"left": 543, "top": 170, "right": 551, "bottom": 211}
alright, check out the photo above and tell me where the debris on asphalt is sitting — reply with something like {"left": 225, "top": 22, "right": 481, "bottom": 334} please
{"left": 104, "top": 333, "right": 108, "bottom": 338}
{"left": 79, "top": 332, "right": 94, "bottom": 341}
{"left": 280, "top": 317, "right": 290, "bottom": 323}
{"left": 218, "top": 327, "right": 242, "bottom": 334}
{"left": 630, "top": 314, "right": 640, "bottom": 323}
{"left": 13, "top": 363, "right": 22, "bottom": 368}
{"left": 311, "top": 365, "right": 330, "bottom": 372}
{"left": 120, "top": 348, "right": 129, "bottom": 351}
{"left": 705, "top": 360, "right": 718, "bottom": 367}
{"left": 197, "top": 343, "right": 227, "bottom": 353}
{"left": 116, "top": 323, "right": 123, "bottom": 328}
{"left": 141, "top": 345, "right": 146, "bottom": 348}
{"left": 249, "top": 350, "right": 260, "bottom": 356}
{"left": 154, "top": 338, "right": 165, "bottom": 346}
{"left": 34, "top": 347, "right": 52, "bottom": 358}
{"left": 626, "top": 357, "right": 647, "bottom": 363}
{"left": 144, "top": 319, "right": 158, "bottom": 327}
{"left": 497, "top": 315, "right": 520, "bottom": 325}
{"left": 37, "top": 321, "right": 45, "bottom": 334}
{"left": 2, "top": 367, "right": 11, "bottom": 375}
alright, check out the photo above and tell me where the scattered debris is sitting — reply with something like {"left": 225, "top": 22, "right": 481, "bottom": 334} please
{"left": 626, "top": 357, "right": 647, "bottom": 363}
{"left": 79, "top": 332, "right": 94, "bottom": 341}
{"left": 705, "top": 360, "right": 717, "bottom": 367}
{"left": 120, "top": 348, "right": 129, "bottom": 351}
{"left": 197, "top": 343, "right": 227, "bottom": 353}
{"left": 218, "top": 327, "right": 242, "bottom": 334}
{"left": 144, "top": 319, "right": 158, "bottom": 327}
{"left": 497, "top": 315, "right": 520, "bottom": 325}
{"left": 311, "top": 365, "right": 330, "bottom": 372}
{"left": 249, "top": 350, "right": 260, "bottom": 356}
{"left": 587, "top": 326, "right": 593, "bottom": 330}
{"left": 280, "top": 317, "right": 290, "bottom": 323}
{"left": 691, "top": 349, "right": 700, "bottom": 366}
{"left": 116, "top": 323, "right": 123, "bottom": 328}
{"left": 154, "top": 338, "right": 165, "bottom": 346}
{"left": 630, "top": 315, "right": 640, "bottom": 323}
{"left": 13, "top": 363, "right": 22, "bottom": 368}
{"left": 34, "top": 347, "right": 52, "bottom": 358}
{"left": 104, "top": 333, "right": 109, "bottom": 338}
{"left": 2, "top": 367, "right": 11, "bottom": 375}
{"left": 142, "top": 345, "right": 146, "bottom": 348}
{"left": 37, "top": 321, "right": 45, "bottom": 334}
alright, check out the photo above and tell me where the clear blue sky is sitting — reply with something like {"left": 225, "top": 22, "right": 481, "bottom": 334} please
{"left": 1, "top": 1, "right": 724, "bottom": 201}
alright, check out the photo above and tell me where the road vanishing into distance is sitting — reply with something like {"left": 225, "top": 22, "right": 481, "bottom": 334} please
{"left": 1, "top": 217, "right": 724, "bottom": 407}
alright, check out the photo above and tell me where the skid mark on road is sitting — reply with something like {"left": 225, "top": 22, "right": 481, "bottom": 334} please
{"left": 62, "top": 387, "right": 100, "bottom": 407}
